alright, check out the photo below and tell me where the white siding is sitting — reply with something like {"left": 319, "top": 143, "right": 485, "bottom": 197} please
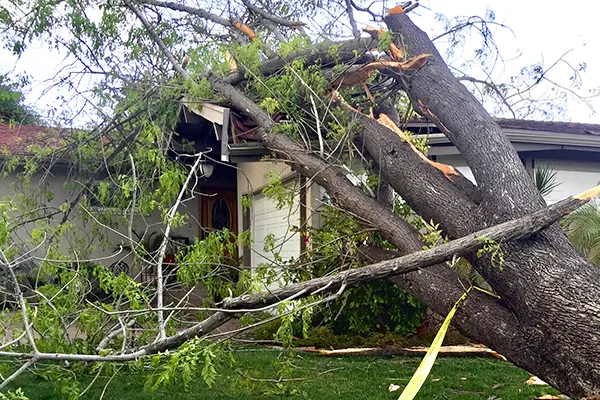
{"left": 534, "top": 159, "right": 600, "bottom": 204}
{"left": 437, "top": 155, "right": 600, "bottom": 204}
{"left": 250, "top": 192, "right": 301, "bottom": 268}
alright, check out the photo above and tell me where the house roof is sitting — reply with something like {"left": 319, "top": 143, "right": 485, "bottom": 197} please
{"left": 405, "top": 118, "right": 600, "bottom": 156}
{"left": 406, "top": 118, "right": 600, "bottom": 135}
{"left": 0, "top": 123, "right": 65, "bottom": 155}
{"left": 496, "top": 119, "right": 600, "bottom": 136}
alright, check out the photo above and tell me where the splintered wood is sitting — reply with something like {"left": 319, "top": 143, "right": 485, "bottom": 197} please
{"left": 330, "top": 56, "right": 431, "bottom": 88}
{"left": 332, "top": 90, "right": 460, "bottom": 182}
{"left": 377, "top": 114, "right": 460, "bottom": 181}
{"left": 573, "top": 184, "right": 600, "bottom": 201}
{"left": 233, "top": 21, "right": 256, "bottom": 40}
{"left": 387, "top": 5, "right": 405, "bottom": 14}
{"left": 363, "top": 26, "right": 404, "bottom": 60}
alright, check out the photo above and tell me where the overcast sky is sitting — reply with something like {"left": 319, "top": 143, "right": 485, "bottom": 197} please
{"left": 1, "top": 0, "right": 598, "bottom": 125}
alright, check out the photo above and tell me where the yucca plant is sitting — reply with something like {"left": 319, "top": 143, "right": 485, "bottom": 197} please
{"left": 534, "top": 165, "right": 561, "bottom": 197}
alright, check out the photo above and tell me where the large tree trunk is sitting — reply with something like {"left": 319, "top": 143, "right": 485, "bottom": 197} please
{"left": 209, "top": 68, "right": 598, "bottom": 397}
{"left": 380, "top": 12, "right": 600, "bottom": 398}
{"left": 198, "top": 11, "right": 600, "bottom": 397}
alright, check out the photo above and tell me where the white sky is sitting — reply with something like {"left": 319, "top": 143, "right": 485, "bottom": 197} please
{"left": 1, "top": 0, "right": 599, "bottom": 124}
{"left": 412, "top": 0, "right": 599, "bottom": 122}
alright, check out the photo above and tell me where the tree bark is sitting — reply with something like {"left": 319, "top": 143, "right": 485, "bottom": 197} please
{"left": 383, "top": 11, "right": 600, "bottom": 398}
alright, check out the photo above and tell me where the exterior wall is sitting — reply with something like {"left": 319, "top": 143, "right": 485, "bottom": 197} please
{"left": 236, "top": 161, "right": 294, "bottom": 195}
{"left": 530, "top": 159, "right": 600, "bottom": 204}
{"left": 306, "top": 182, "right": 324, "bottom": 230}
{"left": 436, "top": 154, "right": 600, "bottom": 204}
{"left": 236, "top": 161, "right": 298, "bottom": 269}
{"left": 236, "top": 161, "right": 329, "bottom": 269}
{"left": 0, "top": 165, "right": 199, "bottom": 279}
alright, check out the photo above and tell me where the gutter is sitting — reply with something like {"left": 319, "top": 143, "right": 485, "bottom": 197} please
{"left": 417, "top": 129, "right": 600, "bottom": 149}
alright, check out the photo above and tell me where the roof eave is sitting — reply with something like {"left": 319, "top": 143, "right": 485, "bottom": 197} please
{"left": 418, "top": 129, "right": 600, "bottom": 148}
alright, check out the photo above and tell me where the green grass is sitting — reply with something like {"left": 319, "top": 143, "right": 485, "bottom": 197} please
{"left": 7, "top": 349, "right": 560, "bottom": 399}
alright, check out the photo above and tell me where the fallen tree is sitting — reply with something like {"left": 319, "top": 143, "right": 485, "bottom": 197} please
{"left": 1, "top": 1, "right": 599, "bottom": 398}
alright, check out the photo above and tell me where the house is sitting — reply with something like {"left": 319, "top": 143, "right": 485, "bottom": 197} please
{"left": 2, "top": 113, "right": 599, "bottom": 300}
{"left": 175, "top": 101, "right": 322, "bottom": 272}
{"left": 0, "top": 114, "right": 321, "bottom": 304}
{"left": 406, "top": 119, "right": 600, "bottom": 204}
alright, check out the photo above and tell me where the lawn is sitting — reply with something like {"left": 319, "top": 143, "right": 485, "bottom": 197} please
{"left": 7, "top": 349, "right": 561, "bottom": 399}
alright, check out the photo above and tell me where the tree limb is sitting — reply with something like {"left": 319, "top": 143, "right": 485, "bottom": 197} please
{"left": 241, "top": 0, "right": 305, "bottom": 28}
{"left": 224, "top": 37, "right": 378, "bottom": 86}
{"left": 137, "top": 0, "right": 231, "bottom": 27}
{"left": 123, "top": 0, "right": 189, "bottom": 79}
{"left": 3, "top": 185, "right": 594, "bottom": 360}
{"left": 153, "top": 152, "right": 206, "bottom": 340}
{"left": 343, "top": 0, "right": 361, "bottom": 38}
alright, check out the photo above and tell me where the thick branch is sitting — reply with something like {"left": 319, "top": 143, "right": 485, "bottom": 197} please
{"left": 224, "top": 37, "right": 377, "bottom": 86}
{"left": 123, "top": 187, "right": 600, "bottom": 354}
{"left": 344, "top": 0, "right": 361, "bottom": 38}
{"left": 349, "top": 107, "right": 483, "bottom": 235}
{"left": 222, "top": 189, "right": 598, "bottom": 309}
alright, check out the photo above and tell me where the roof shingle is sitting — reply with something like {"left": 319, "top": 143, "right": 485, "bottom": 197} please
{"left": 0, "top": 123, "right": 65, "bottom": 155}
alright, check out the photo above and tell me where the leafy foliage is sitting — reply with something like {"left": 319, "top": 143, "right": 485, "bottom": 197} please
{"left": 329, "top": 281, "right": 426, "bottom": 335}
{"left": 476, "top": 236, "right": 505, "bottom": 270}
{"left": 0, "top": 388, "right": 29, "bottom": 400}
{"left": 177, "top": 229, "right": 250, "bottom": 300}
{"left": 534, "top": 165, "right": 561, "bottom": 197}
{"left": 146, "top": 339, "right": 227, "bottom": 391}
{"left": 562, "top": 204, "right": 600, "bottom": 266}
{"left": 303, "top": 204, "right": 426, "bottom": 336}
{"left": 0, "top": 74, "right": 38, "bottom": 124}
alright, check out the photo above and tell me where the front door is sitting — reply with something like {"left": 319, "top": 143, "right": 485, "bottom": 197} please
{"left": 199, "top": 188, "right": 238, "bottom": 239}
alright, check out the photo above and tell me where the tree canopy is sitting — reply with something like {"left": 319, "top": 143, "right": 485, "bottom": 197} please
{"left": 0, "top": 74, "right": 39, "bottom": 124}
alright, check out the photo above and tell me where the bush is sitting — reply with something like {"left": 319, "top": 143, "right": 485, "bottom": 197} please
{"left": 321, "top": 280, "right": 426, "bottom": 336}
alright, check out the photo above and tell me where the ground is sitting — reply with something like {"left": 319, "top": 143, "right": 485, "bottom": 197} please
{"left": 5, "top": 349, "right": 562, "bottom": 399}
